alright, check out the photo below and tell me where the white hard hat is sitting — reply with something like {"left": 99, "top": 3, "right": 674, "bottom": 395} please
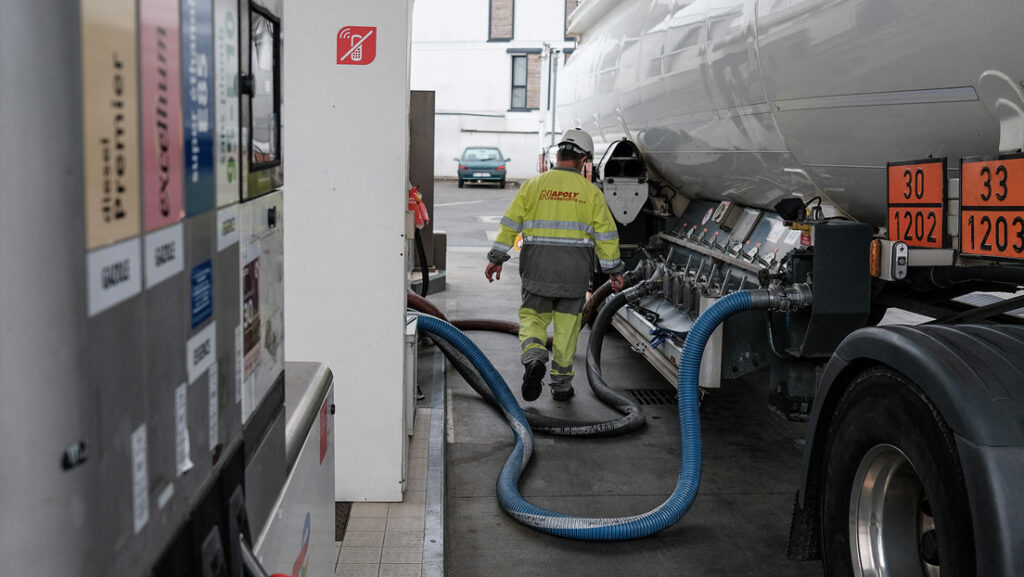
{"left": 557, "top": 128, "right": 594, "bottom": 157}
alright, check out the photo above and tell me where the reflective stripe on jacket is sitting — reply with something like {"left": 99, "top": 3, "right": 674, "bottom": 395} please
{"left": 488, "top": 167, "right": 623, "bottom": 297}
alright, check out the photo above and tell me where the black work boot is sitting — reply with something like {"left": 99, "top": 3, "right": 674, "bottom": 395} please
{"left": 551, "top": 386, "right": 575, "bottom": 401}
{"left": 521, "top": 361, "right": 545, "bottom": 402}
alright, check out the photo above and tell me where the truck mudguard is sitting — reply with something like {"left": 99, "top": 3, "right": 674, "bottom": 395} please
{"left": 792, "top": 323, "right": 1024, "bottom": 574}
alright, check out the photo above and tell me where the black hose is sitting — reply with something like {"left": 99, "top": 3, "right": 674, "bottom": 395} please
{"left": 409, "top": 292, "right": 645, "bottom": 436}
{"left": 408, "top": 292, "right": 552, "bottom": 347}
{"left": 428, "top": 333, "right": 639, "bottom": 436}
{"left": 581, "top": 280, "right": 614, "bottom": 326}
{"left": 414, "top": 228, "right": 429, "bottom": 297}
{"left": 584, "top": 290, "right": 646, "bottom": 435}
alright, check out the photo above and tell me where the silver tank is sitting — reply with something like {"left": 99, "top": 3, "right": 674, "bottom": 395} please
{"left": 559, "top": 0, "right": 1024, "bottom": 226}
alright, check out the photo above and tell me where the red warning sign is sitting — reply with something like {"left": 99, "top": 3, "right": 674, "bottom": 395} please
{"left": 337, "top": 26, "right": 376, "bottom": 65}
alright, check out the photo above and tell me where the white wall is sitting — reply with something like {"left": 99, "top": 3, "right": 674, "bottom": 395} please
{"left": 284, "top": 0, "right": 411, "bottom": 502}
{"left": 435, "top": 114, "right": 547, "bottom": 178}
{"left": 411, "top": 0, "right": 575, "bottom": 180}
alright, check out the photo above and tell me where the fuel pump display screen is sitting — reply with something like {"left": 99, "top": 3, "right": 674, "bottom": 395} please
{"left": 251, "top": 9, "right": 279, "bottom": 166}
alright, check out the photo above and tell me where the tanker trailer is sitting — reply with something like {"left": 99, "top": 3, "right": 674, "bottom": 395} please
{"left": 560, "top": 0, "right": 1024, "bottom": 574}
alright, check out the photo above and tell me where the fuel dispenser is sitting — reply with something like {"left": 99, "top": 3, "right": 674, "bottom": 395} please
{"left": 0, "top": 1, "right": 331, "bottom": 575}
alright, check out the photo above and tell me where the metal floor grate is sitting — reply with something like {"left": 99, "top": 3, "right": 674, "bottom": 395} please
{"left": 627, "top": 388, "right": 678, "bottom": 406}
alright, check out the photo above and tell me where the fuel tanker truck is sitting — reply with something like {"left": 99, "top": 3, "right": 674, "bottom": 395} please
{"left": 559, "top": 0, "right": 1024, "bottom": 574}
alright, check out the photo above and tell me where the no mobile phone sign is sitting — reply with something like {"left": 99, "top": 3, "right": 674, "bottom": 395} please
{"left": 337, "top": 26, "right": 376, "bottom": 65}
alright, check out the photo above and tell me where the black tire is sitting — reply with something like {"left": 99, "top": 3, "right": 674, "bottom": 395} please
{"left": 458, "top": 179, "right": 464, "bottom": 188}
{"left": 499, "top": 178, "right": 506, "bottom": 189}
{"left": 821, "top": 367, "right": 975, "bottom": 576}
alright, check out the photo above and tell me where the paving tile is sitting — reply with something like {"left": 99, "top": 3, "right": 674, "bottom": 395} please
{"left": 333, "top": 541, "right": 344, "bottom": 563}
{"left": 382, "top": 545, "right": 423, "bottom": 564}
{"left": 337, "top": 546, "right": 382, "bottom": 565}
{"left": 409, "top": 439, "right": 429, "bottom": 457}
{"left": 388, "top": 502, "right": 425, "bottom": 518}
{"left": 386, "top": 516, "right": 425, "bottom": 532}
{"left": 406, "top": 458, "right": 428, "bottom": 481}
{"left": 378, "top": 564, "right": 422, "bottom": 577}
{"left": 405, "top": 478, "right": 427, "bottom": 493}
{"left": 307, "top": 562, "right": 335, "bottom": 577}
{"left": 414, "top": 410, "right": 431, "bottom": 431}
{"left": 345, "top": 516, "right": 387, "bottom": 532}
{"left": 342, "top": 531, "right": 385, "bottom": 547}
{"left": 402, "top": 490, "right": 426, "bottom": 504}
{"left": 350, "top": 502, "right": 390, "bottom": 517}
{"left": 384, "top": 531, "right": 424, "bottom": 547}
{"left": 334, "top": 563, "right": 379, "bottom": 577}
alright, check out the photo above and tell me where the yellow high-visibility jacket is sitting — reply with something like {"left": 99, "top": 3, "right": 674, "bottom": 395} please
{"left": 488, "top": 167, "right": 623, "bottom": 298}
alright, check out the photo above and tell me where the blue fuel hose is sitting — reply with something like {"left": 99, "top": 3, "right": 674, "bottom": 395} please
{"left": 417, "top": 290, "right": 755, "bottom": 540}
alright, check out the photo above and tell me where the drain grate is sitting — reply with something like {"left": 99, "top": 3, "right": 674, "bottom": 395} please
{"left": 627, "top": 388, "right": 678, "bottom": 406}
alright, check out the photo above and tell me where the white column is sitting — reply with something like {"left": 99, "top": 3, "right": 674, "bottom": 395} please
{"left": 284, "top": 0, "right": 412, "bottom": 501}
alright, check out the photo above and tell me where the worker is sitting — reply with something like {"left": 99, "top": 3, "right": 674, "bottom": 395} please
{"left": 485, "top": 128, "right": 626, "bottom": 402}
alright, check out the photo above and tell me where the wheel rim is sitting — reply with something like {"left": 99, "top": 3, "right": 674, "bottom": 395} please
{"left": 850, "top": 444, "right": 940, "bottom": 577}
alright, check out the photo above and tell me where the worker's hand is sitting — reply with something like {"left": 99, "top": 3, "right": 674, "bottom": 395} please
{"left": 485, "top": 262, "right": 503, "bottom": 283}
{"left": 609, "top": 274, "right": 626, "bottom": 292}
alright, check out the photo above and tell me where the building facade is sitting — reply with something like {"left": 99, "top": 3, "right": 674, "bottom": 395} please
{"left": 411, "top": 0, "right": 579, "bottom": 181}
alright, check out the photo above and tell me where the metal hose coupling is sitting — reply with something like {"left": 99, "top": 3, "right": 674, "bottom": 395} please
{"left": 748, "top": 283, "right": 813, "bottom": 312}
{"left": 621, "top": 274, "right": 663, "bottom": 304}
{"left": 622, "top": 260, "right": 648, "bottom": 287}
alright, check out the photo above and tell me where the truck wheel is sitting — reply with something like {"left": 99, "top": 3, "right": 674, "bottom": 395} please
{"left": 821, "top": 367, "right": 974, "bottom": 577}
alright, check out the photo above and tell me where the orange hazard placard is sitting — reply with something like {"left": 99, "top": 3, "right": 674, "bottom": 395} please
{"left": 960, "top": 154, "right": 1024, "bottom": 260}
{"left": 886, "top": 158, "right": 947, "bottom": 248}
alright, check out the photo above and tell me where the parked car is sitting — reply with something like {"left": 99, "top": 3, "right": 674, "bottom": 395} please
{"left": 455, "top": 147, "right": 509, "bottom": 188}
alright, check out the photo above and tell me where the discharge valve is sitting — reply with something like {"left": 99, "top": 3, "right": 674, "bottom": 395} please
{"left": 752, "top": 282, "right": 813, "bottom": 313}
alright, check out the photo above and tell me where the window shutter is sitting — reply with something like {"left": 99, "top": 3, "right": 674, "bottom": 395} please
{"left": 527, "top": 54, "right": 541, "bottom": 109}
{"left": 490, "top": 0, "right": 514, "bottom": 40}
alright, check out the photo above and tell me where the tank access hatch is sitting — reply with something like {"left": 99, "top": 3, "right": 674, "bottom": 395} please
{"left": 599, "top": 139, "right": 648, "bottom": 225}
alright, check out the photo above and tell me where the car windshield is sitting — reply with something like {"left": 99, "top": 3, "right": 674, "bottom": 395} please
{"left": 462, "top": 148, "right": 502, "bottom": 162}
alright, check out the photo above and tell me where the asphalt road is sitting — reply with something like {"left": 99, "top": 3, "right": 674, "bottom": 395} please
{"left": 432, "top": 179, "right": 520, "bottom": 248}
{"left": 427, "top": 177, "right": 822, "bottom": 577}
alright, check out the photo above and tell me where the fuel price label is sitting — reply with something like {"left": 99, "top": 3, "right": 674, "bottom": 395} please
{"left": 960, "top": 154, "right": 1024, "bottom": 260}
{"left": 887, "top": 158, "right": 947, "bottom": 249}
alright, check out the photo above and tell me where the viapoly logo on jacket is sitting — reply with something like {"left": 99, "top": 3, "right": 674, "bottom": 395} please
{"left": 538, "top": 189, "right": 584, "bottom": 202}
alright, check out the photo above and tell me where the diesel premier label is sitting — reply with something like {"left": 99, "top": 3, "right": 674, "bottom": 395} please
{"left": 81, "top": 0, "right": 141, "bottom": 249}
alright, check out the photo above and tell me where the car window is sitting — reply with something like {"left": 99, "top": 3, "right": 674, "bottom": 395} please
{"left": 463, "top": 148, "right": 501, "bottom": 162}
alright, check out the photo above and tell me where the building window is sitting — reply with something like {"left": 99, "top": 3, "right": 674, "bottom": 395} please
{"left": 510, "top": 53, "right": 540, "bottom": 110}
{"left": 490, "top": 0, "right": 514, "bottom": 41}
